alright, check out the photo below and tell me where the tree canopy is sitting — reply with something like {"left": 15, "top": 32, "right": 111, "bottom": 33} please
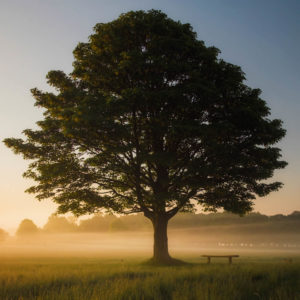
{"left": 43, "top": 215, "right": 77, "bottom": 233}
{"left": 4, "top": 10, "right": 287, "bottom": 263}
{"left": 16, "top": 219, "right": 39, "bottom": 236}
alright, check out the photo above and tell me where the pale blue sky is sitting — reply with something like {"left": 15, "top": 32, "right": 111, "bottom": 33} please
{"left": 0, "top": 0, "right": 299, "bottom": 231}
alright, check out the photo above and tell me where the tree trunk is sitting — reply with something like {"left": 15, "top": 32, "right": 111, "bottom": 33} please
{"left": 151, "top": 215, "right": 172, "bottom": 263}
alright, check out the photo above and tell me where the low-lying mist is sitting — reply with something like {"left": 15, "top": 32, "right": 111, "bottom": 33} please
{"left": 0, "top": 228, "right": 299, "bottom": 258}
{"left": 1, "top": 211, "right": 299, "bottom": 257}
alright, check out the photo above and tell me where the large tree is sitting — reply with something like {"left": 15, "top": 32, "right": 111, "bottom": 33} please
{"left": 4, "top": 10, "right": 287, "bottom": 264}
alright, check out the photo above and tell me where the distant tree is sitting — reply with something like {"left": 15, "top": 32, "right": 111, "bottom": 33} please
{"left": 0, "top": 228, "right": 8, "bottom": 242}
{"left": 288, "top": 211, "right": 300, "bottom": 221}
{"left": 43, "top": 214, "right": 77, "bottom": 233}
{"left": 109, "top": 218, "right": 128, "bottom": 232}
{"left": 78, "top": 214, "right": 117, "bottom": 232}
{"left": 4, "top": 10, "right": 287, "bottom": 263}
{"left": 119, "top": 214, "right": 152, "bottom": 230}
{"left": 16, "top": 219, "right": 39, "bottom": 236}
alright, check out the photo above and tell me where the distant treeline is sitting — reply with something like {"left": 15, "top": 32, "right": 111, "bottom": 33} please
{"left": 9, "top": 211, "right": 300, "bottom": 237}
{"left": 0, "top": 228, "right": 8, "bottom": 241}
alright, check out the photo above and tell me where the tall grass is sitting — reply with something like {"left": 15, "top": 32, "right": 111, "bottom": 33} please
{"left": 0, "top": 256, "right": 299, "bottom": 300}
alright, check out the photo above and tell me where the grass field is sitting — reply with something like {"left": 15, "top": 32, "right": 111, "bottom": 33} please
{"left": 0, "top": 255, "right": 299, "bottom": 300}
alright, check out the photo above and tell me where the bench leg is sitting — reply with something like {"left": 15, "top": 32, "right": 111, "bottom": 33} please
{"left": 207, "top": 257, "right": 211, "bottom": 264}
{"left": 229, "top": 257, "right": 232, "bottom": 264}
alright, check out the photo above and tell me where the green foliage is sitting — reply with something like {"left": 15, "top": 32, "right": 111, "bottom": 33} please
{"left": 3, "top": 10, "right": 286, "bottom": 221}
{"left": 16, "top": 219, "right": 39, "bottom": 236}
{"left": 0, "top": 257, "right": 299, "bottom": 300}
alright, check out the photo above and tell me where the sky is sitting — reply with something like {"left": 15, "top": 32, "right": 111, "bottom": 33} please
{"left": 0, "top": 0, "right": 299, "bottom": 232}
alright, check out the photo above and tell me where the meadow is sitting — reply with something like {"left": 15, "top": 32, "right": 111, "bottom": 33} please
{"left": 0, "top": 254, "right": 299, "bottom": 300}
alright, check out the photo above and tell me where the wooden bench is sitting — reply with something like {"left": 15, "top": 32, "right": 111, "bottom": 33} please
{"left": 202, "top": 255, "right": 239, "bottom": 264}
